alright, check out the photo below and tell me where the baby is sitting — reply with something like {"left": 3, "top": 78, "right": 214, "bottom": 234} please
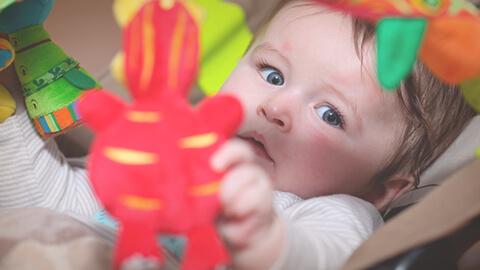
{"left": 211, "top": 0, "right": 477, "bottom": 269}
{"left": 0, "top": 0, "right": 476, "bottom": 269}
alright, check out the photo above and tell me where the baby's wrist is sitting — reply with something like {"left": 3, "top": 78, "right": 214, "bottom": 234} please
{"left": 231, "top": 216, "right": 286, "bottom": 270}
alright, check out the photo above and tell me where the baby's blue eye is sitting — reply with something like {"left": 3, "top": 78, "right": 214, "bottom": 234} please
{"left": 260, "top": 67, "right": 284, "bottom": 86}
{"left": 315, "top": 105, "right": 343, "bottom": 128}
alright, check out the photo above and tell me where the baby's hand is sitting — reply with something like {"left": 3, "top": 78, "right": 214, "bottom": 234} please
{"left": 211, "top": 140, "right": 285, "bottom": 270}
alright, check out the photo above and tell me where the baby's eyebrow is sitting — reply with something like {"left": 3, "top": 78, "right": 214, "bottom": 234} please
{"left": 252, "top": 42, "right": 291, "bottom": 68}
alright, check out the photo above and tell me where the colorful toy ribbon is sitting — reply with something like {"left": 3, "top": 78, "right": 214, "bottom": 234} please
{"left": 315, "top": 0, "right": 480, "bottom": 93}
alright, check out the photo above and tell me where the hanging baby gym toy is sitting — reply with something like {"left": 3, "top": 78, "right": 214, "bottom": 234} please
{"left": 0, "top": 0, "right": 100, "bottom": 138}
{"left": 79, "top": 0, "right": 243, "bottom": 269}
{"left": 0, "top": 36, "right": 15, "bottom": 123}
{"left": 0, "top": 0, "right": 17, "bottom": 123}
{"left": 314, "top": 0, "right": 480, "bottom": 93}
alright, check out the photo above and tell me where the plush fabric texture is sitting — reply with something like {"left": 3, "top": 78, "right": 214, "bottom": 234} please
{"left": 79, "top": 2, "right": 243, "bottom": 269}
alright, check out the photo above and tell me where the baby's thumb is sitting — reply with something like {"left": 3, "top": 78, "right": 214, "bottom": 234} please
{"left": 211, "top": 139, "right": 254, "bottom": 172}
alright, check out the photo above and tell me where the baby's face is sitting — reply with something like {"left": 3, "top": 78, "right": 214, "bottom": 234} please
{"left": 221, "top": 2, "right": 406, "bottom": 199}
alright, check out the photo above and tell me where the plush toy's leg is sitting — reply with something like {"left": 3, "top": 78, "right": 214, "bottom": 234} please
{"left": 114, "top": 216, "right": 164, "bottom": 270}
{"left": 182, "top": 225, "right": 229, "bottom": 270}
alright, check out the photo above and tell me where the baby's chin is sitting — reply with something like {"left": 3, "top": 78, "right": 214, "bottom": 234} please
{"left": 252, "top": 155, "right": 276, "bottom": 183}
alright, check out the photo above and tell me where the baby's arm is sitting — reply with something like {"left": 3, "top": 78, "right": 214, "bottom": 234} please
{"left": 0, "top": 89, "right": 100, "bottom": 216}
{"left": 271, "top": 194, "right": 383, "bottom": 269}
{"left": 212, "top": 140, "right": 286, "bottom": 270}
{"left": 212, "top": 140, "right": 383, "bottom": 270}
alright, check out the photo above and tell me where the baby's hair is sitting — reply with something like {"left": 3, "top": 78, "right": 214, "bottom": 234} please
{"left": 352, "top": 20, "right": 477, "bottom": 187}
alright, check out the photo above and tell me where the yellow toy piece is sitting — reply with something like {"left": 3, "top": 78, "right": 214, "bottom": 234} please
{"left": 0, "top": 84, "right": 16, "bottom": 123}
{"left": 0, "top": 38, "right": 15, "bottom": 123}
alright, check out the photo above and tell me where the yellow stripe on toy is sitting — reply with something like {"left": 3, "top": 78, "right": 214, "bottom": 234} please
{"left": 190, "top": 181, "right": 221, "bottom": 196}
{"left": 476, "top": 147, "right": 480, "bottom": 159}
{"left": 179, "top": 132, "right": 218, "bottom": 148}
{"left": 140, "top": 3, "right": 155, "bottom": 92}
{"left": 121, "top": 195, "right": 163, "bottom": 210}
{"left": 103, "top": 147, "right": 159, "bottom": 165}
{"left": 0, "top": 84, "right": 16, "bottom": 123}
{"left": 127, "top": 111, "right": 162, "bottom": 123}
{"left": 168, "top": 8, "right": 187, "bottom": 91}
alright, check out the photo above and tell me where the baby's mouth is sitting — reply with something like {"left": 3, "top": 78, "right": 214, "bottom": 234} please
{"left": 237, "top": 133, "right": 274, "bottom": 163}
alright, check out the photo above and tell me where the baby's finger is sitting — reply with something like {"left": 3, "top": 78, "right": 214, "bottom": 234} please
{"left": 220, "top": 164, "right": 258, "bottom": 211}
{"left": 228, "top": 176, "right": 272, "bottom": 218}
{"left": 218, "top": 213, "right": 261, "bottom": 249}
{"left": 220, "top": 164, "right": 270, "bottom": 217}
{"left": 211, "top": 139, "right": 254, "bottom": 172}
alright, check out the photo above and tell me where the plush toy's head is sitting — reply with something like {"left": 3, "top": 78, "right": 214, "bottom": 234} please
{"left": 0, "top": 0, "right": 55, "bottom": 33}
{"left": 121, "top": 0, "right": 199, "bottom": 101}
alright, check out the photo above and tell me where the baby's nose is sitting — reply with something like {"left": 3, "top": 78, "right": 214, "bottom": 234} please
{"left": 257, "top": 101, "right": 292, "bottom": 132}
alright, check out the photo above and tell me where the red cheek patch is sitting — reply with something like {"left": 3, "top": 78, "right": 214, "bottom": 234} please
{"left": 282, "top": 41, "right": 292, "bottom": 52}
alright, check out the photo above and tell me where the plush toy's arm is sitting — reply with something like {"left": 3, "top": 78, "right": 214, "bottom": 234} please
{"left": 196, "top": 94, "right": 243, "bottom": 137}
{"left": 78, "top": 90, "right": 127, "bottom": 133}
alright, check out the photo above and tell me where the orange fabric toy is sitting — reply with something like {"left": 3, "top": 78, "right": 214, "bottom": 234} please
{"left": 78, "top": 1, "right": 243, "bottom": 269}
{"left": 315, "top": 0, "right": 480, "bottom": 89}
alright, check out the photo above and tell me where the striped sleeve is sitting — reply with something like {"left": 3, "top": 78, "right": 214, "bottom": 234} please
{"left": 0, "top": 106, "right": 100, "bottom": 217}
{"left": 272, "top": 193, "right": 383, "bottom": 270}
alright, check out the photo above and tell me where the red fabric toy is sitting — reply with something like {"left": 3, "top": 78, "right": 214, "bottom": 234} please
{"left": 78, "top": 1, "right": 243, "bottom": 269}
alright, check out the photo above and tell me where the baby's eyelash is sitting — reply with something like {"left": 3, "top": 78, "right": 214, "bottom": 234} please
{"left": 255, "top": 57, "right": 275, "bottom": 70}
{"left": 326, "top": 102, "right": 346, "bottom": 129}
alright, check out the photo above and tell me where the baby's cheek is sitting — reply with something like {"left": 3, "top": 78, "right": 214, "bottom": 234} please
{"left": 302, "top": 133, "right": 370, "bottom": 193}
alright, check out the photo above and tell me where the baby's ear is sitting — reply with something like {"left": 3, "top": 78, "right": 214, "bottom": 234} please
{"left": 363, "top": 175, "right": 415, "bottom": 212}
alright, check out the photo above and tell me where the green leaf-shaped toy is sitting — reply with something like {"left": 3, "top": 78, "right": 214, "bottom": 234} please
{"left": 377, "top": 18, "right": 427, "bottom": 90}
{"left": 461, "top": 76, "right": 480, "bottom": 112}
{"left": 194, "top": 0, "right": 252, "bottom": 96}
{"left": 0, "top": 0, "right": 16, "bottom": 12}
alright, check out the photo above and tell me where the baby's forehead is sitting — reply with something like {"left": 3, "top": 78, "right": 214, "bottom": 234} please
{"left": 264, "top": 4, "right": 360, "bottom": 50}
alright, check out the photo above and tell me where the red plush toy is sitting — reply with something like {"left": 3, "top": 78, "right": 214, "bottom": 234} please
{"left": 78, "top": 1, "right": 243, "bottom": 269}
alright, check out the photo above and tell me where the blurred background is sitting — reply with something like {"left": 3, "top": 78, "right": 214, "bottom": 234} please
{"left": 36, "top": 0, "right": 285, "bottom": 156}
